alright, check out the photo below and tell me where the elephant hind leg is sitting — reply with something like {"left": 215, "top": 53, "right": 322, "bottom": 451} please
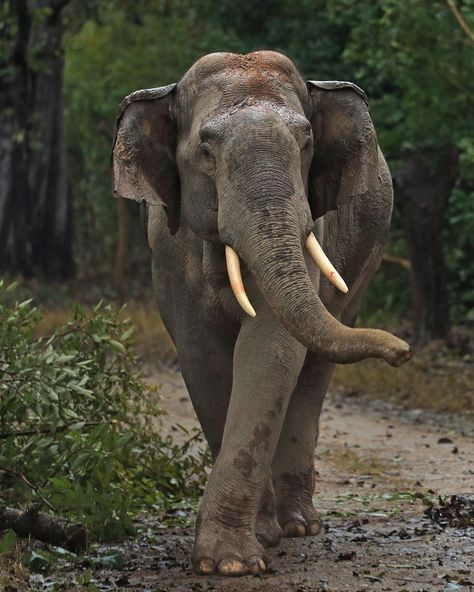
{"left": 157, "top": 300, "right": 234, "bottom": 458}
{"left": 271, "top": 355, "right": 334, "bottom": 538}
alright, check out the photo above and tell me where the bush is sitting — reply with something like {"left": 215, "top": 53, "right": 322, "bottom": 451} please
{"left": 0, "top": 280, "right": 210, "bottom": 541}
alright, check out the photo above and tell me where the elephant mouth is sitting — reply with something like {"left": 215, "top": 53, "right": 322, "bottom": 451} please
{"left": 224, "top": 232, "right": 348, "bottom": 318}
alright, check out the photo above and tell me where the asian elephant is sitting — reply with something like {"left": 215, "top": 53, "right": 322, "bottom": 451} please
{"left": 112, "top": 51, "right": 411, "bottom": 577}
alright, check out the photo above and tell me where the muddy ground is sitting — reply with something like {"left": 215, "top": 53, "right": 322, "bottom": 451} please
{"left": 31, "top": 363, "right": 473, "bottom": 592}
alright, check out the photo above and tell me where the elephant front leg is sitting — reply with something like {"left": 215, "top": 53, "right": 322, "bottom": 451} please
{"left": 193, "top": 311, "right": 306, "bottom": 576}
{"left": 272, "top": 355, "right": 334, "bottom": 537}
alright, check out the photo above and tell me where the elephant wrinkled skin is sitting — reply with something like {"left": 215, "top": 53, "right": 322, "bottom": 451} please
{"left": 112, "top": 51, "right": 411, "bottom": 577}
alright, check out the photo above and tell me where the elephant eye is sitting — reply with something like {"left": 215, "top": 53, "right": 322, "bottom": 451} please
{"left": 200, "top": 142, "right": 212, "bottom": 158}
{"left": 301, "top": 136, "right": 313, "bottom": 151}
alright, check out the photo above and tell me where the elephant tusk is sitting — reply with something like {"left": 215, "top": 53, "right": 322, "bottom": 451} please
{"left": 225, "top": 245, "right": 257, "bottom": 318}
{"left": 305, "top": 232, "right": 349, "bottom": 294}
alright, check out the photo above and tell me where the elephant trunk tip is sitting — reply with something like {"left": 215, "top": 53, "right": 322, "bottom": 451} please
{"left": 300, "top": 321, "right": 411, "bottom": 366}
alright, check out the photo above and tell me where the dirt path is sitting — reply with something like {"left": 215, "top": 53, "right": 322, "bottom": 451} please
{"left": 130, "top": 365, "right": 472, "bottom": 592}
{"left": 36, "top": 365, "right": 474, "bottom": 592}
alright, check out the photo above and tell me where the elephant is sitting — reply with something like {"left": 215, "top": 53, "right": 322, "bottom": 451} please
{"left": 112, "top": 51, "right": 411, "bottom": 577}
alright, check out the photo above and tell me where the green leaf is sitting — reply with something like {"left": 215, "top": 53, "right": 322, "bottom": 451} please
{"left": 0, "top": 530, "right": 17, "bottom": 555}
{"left": 18, "top": 299, "right": 33, "bottom": 309}
{"left": 89, "top": 550, "right": 124, "bottom": 569}
{"left": 23, "top": 550, "right": 53, "bottom": 573}
{"left": 109, "top": 340, "right": 126, "bottom": 353}
{"left": 6, "top": 281, "right": 18, "bottom": 293}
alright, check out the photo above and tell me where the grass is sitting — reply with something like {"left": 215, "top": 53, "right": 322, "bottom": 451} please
{"left": 332, "top": 343, "right": 474, "bottom": 415}
{"left": 320, "top": 447, "right": 389, "bottom": 476}
{"left": 316, "top": 447, "right": 434, "bottom": 518}
{"left": 0, "top": 553, "right": 29, "bottom": 592}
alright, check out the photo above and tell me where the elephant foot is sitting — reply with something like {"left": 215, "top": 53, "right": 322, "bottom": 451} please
{"left": 256, "top": 481, "right": 283, "bottom": 548}
{"left": 278, "top": 504, "right": 322, "bottom": 538}
{"left": 256, "top": 510, "right": 283, "bottom": 548}
{"left": 193, "top": 520, "right": 267, "bottom": 577}
{"left": 275, "top": 471, "right": 323, "bottom": 538}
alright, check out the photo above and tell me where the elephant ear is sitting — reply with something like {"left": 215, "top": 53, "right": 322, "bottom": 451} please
{"left": 112, "top": 83, "right": 180, "bottom": 234}
{"left": 307, "top": 81, "right": 380, "bottom": 220}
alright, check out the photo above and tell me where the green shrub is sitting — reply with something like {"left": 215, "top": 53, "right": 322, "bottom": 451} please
{"left": 0, "top": 280, "right": 210, "bottom": 541}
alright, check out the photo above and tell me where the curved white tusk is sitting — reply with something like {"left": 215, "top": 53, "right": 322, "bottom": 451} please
{"left": 305, "top": 232, "right": 349, "bottom": 294}
{"left": 225, "top": 245, "right": 257, "bottom": 318}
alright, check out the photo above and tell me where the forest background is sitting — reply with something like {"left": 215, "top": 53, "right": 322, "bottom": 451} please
{"left": 1, "top": 0, "right": 474, "bottom": 575}
{"left": 1, "top": 0, "right": 473, "bottom": 338}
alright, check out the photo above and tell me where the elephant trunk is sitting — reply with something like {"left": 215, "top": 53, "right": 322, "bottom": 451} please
{"left": 220, "top": 190, "right": 410, "bottom": 367}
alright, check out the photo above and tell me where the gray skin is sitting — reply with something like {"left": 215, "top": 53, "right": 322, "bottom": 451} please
{"left": 112, "top": 51, "right": 411, "bottom": 577}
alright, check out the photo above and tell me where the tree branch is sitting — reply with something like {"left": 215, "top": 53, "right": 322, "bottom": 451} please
{"left": 0, "top": 468, "right": 55, "bottom": 511}
{"left": 382, "top": 253, "right": 412, "bottom": 271}
{"left": 446, "top": 0, "right": 474, "bottom": 45}
{"left": 0, "top": 421, "right": 100, "bottom": 440}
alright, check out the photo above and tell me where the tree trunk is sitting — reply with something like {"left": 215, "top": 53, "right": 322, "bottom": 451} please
{"left": 393, "top": 146, "right": 459, "bottom": 345}
{"left": 0, "top": 0, "right": 73, "bottom": 279}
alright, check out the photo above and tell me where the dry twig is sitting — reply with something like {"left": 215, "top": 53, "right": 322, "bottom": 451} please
{"left": 0, "top": 468, "right": 55, "bottom": 512}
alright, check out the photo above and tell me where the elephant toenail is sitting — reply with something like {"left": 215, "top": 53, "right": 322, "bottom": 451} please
{"left": 307, "top": 520, "right": 322, "bottom": 535}
{"left": 283, "top": 521, "right": 306, "bottom": 537}
{"left": 195, "top": 558, "right": 215, "bottom": 574}
{"left": 248, "top": 556, "right": 267, "bottom": 575}
{"left": 217, "top": 558, "right": 248, "bottom": 576}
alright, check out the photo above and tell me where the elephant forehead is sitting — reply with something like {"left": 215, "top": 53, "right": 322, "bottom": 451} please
{"left": 201, "top": 101, "right": 309, "bottom": 138}
{"left": 179, "top": 52, "right": 306, "bottom": 106}
{"left": 182, "top": 51, "right": 301, "bottom": 84}
{"left": 176, "top": 53, "right": 308, "bottom": 135}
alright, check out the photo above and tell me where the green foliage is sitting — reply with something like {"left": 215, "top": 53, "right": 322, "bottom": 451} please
{"left": 63, "top": 0, "right": 352, "bottom": 271}
{"left": 327, "top": 0, "right": 474, "bottom": 321}
{"left": 64, "top": 3, "right": 205, "bottom": 270}
{"left": 0, "top": 280, "right": 210, "bottom": 541}
{"left": 63, "top": 0, "right": 474, "bottom": 321}
{"left": 332, "top": 0, "right": 474, "bottom": 156}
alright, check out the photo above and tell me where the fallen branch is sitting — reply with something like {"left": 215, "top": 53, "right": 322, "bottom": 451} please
{"left": 0, "top": 505, "right": 87, "bottom": 554}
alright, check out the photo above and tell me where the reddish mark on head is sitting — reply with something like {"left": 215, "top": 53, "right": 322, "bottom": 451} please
{"left": 225, "top": 51, "right": 296, "bottom": 85}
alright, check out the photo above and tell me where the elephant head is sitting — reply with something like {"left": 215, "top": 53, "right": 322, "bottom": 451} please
{"left": 112, "top": 51, "right": 410, "bottom": 367}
